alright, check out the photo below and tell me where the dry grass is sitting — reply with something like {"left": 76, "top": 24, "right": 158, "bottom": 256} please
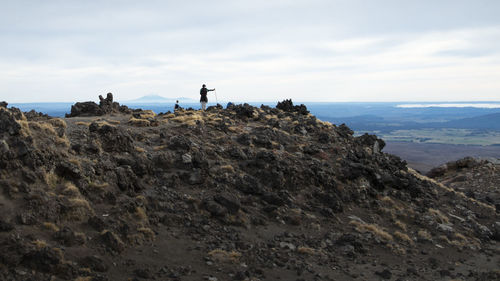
{"left": 48, "top": 118, "right": 67, "bottom": 128}
{"left": 227, "top": 126, "right": 242, "bottom": 133}
{"left": 226, "top": 210, "right": 249, "bottom": 226}
{"left": 171, "top": 113, "right": 204, "bottom": 127}
{"left": 75, "top": 121, "right": 91, "bottom": 126}
{"left": 42, "top": 222, "right": 60, "bottom": 232}
{"left": 380, "top": 196, "right": 404, "bottom": 211}
{"left": 162, "top": 113, "right": 175, "bottom": 119}
{"left": 16, "top": 119, "right": 31, "bottom": 137}
{"left": 134, "top": 207, "right": 148, "bottom": 221}
{"left": 135, "top": 146, "right": 145, "bottom": 153}
{"left": 428, "top": 208, "right": 449, "bottom": 224}
{"left": 29, "top": 121, "right": 57, "bottom": 134}
{"left": 128, "top": 117, "right": 150, "bottom": 127}
{"left": 219, "top": 165, "right": 235, "bottom": 173}
{"left": 74, "top": 277, "right": 93, "bottom": 281}
{"left": 417, "top": 229, "right": 432, "bottom": 241}
{"left": 394, "top": 220, "right": 407, "bottom": 231}
{"left": 32, "top": 239, "right": 48, "bottom": 249}
{"left": 89, "top": 181, "right": 109, "bottom": 190}
{"left": 107, "top": 119, "right": 121, "bottom": 125}
{"left": 68, "top": 158, "right": 80, "bottom": 166}
{"left": 378, "top": 207, "right": 397, "bottom": 220}
{"left": 388, "top": 243, "right": 407, "bottom": 255}
{"left": 207, "top": 249, "right": 242, "bottom": 263}
{"left": 136, "top": 110, "right": 156, "bottom": 119}
{"left": 137, "top": 227, "right": 155, "bottom": 240}
{"left": 55, "top": 136, "right": 70, "bottom": 147}
{"left": 65, "top": 198, "right": 94, "bottom": 221}
{"left": 61, "top": 182, "right": 80, "bottom": 196}
{"left": 297, "top": 246, "right": 317, "bottom": 255}
{"left": 394, "top": 231, "right": 414, "bottom": 245}
{"left": 45, "top": 172, "right": 61, "bottom": 189}
{"left": 350, "top": 221, "right": 393, "bottom": 241}
{"left": 153, "top": 145, "right": 167, "bottom": 151}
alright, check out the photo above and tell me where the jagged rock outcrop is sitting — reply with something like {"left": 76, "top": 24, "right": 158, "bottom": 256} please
{"left": 66, "top": 93, "right": 133, "bottom": 117}
{"left": 276, "top": 98, "right": 309, "bottom": 115}
{"left": 0, "top": 100, "right": 498, "bottom": 280}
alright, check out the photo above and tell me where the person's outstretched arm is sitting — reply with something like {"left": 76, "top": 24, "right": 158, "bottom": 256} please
{"left": 209, "top": 88, "right": 215, "bottom": 91}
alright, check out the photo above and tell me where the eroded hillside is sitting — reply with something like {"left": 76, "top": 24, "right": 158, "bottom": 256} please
{"left": 0, "top": 100, "right": 498, "bottom": 281}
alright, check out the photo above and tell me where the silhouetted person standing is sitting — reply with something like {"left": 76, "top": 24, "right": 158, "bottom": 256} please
{"left": 174, "top": 100, "right": 180, "bottom": 111}
{"left": 200, "top": 84, "right": 215, "bottom": 111}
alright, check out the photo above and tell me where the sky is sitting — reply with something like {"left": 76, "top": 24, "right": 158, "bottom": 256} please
{"left": 1, "top": 0, "right": 500, "bottom": 103}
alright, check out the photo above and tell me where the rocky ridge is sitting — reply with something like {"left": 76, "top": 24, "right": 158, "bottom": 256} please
{"left": 0, "top": 98, "right": 498, "bottom": 280}
{"left": 428, "top": 157, "right": 500, "bottom": 220}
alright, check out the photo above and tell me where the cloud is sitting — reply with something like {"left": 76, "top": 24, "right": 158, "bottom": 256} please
{"left": 1, "top": 1, "right": 500, "bottom": 102}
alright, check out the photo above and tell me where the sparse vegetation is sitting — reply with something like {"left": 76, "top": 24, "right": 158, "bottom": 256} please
{"left": 207, "top": 249, "right": 242, "bottom": 263}
{"left": 394, "top": 231, "right": 413, "bottom": 245}
{"left": 42, "top": 222, "right": 60, "bottom": 232}
{"left": 350, "top": 221, "right": 393, "bottom": 241}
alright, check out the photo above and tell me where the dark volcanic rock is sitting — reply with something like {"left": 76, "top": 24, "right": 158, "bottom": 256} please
{"left": 79, "top": 255, "right": 109, "bottom": 272}
{"left": 68, "top": 101, "right": 104, "bottom": 117}
{"left": 66, "top": 93, "right": 133, "bottom": 117}
{"left": 214, "top": 192, "right": 241, "bottom": 214}
{"left": 0, "top": 103, "right": 497, "bottom": 281}
{"left": 89, "top": 122, "right": 134, "bottom": 153}
{"left": 276, "top": 99, "right": 309, "bottom": 115}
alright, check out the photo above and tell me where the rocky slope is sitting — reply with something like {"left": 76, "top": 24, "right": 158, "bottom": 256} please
{"left": 0, "top": 99, "right": 498, "bottom": 281}
{"left": 428, "top": 157, "right": 500, "bottom": 219}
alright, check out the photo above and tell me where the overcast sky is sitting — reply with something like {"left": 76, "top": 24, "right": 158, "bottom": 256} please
{"left": 1, "top": 0, "right": 500, "bottom": 103}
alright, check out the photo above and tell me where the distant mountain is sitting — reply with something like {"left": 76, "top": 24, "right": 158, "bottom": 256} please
{"left": 443, "top": 112, "right": 500, "bottom": 129}
{"left": 125, "top": 95, "right": 196, "bottom": 103}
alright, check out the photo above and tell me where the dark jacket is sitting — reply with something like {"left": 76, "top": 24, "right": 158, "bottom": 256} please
{"left": 200, "top": 87, "right": 214, "bottom": 102}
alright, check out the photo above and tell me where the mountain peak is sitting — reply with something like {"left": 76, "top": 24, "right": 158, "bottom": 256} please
{"left": 127, "top": 95, "right": 195, "bottom": 103}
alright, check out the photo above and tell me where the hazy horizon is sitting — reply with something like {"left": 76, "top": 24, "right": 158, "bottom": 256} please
{"left": 2, "top": 1, "right": 500, "bottom": 103}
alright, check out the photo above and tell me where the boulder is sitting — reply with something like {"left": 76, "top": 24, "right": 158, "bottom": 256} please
{"left": 214, "top": 193, "right": 241, "bottom": 214}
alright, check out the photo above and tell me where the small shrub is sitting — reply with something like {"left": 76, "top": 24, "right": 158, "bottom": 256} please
{"left": 428, "top": 208, "right": 449, "bottom": 224}
{"left": 297, "top": 246, "right": 317, "bottom": 255}
{"left": 89, "top": 181, "right": 109, "bottom": 190}
{"left": 207, "top": 249, "right": 242, "bottom": 263}
{"left": 48, "top": 118, "right": 67, "bottom": 128}
{"left": 394, "top": 220, "right": 407, "bottom": 231}
{"left": 134, "top": 207, "right": 148, "bottom": 221}
{"left": 42, "top": 222, "right": 59, "bottom": 232}
{"left": 32, "top": 240, "right": 48, "bottom": 249}
{"left": 128, "top": 117, "right": 150, "bottom": 127}
{"left": 65, "top": 198, "right": 94, "bottom": 221}
{"left": 350, "top": 221, "right": 393, "bottom": 241}
{"left": 219, "top": 165, "right": 235, "bottom": 173}
{"left": 75, "top": 277, "right": 93, "bottom": 281}
{"left": 417, "top": 229, "right": 432, "bottom": 241}
{"left": 394, "top": 231, "right": 413, "bottom": 245}
{"left": 62, "top": 182, "right": 80, "bottom": 196}
{"left": 137, "top": 227, "right": 155, "bottom": 240}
